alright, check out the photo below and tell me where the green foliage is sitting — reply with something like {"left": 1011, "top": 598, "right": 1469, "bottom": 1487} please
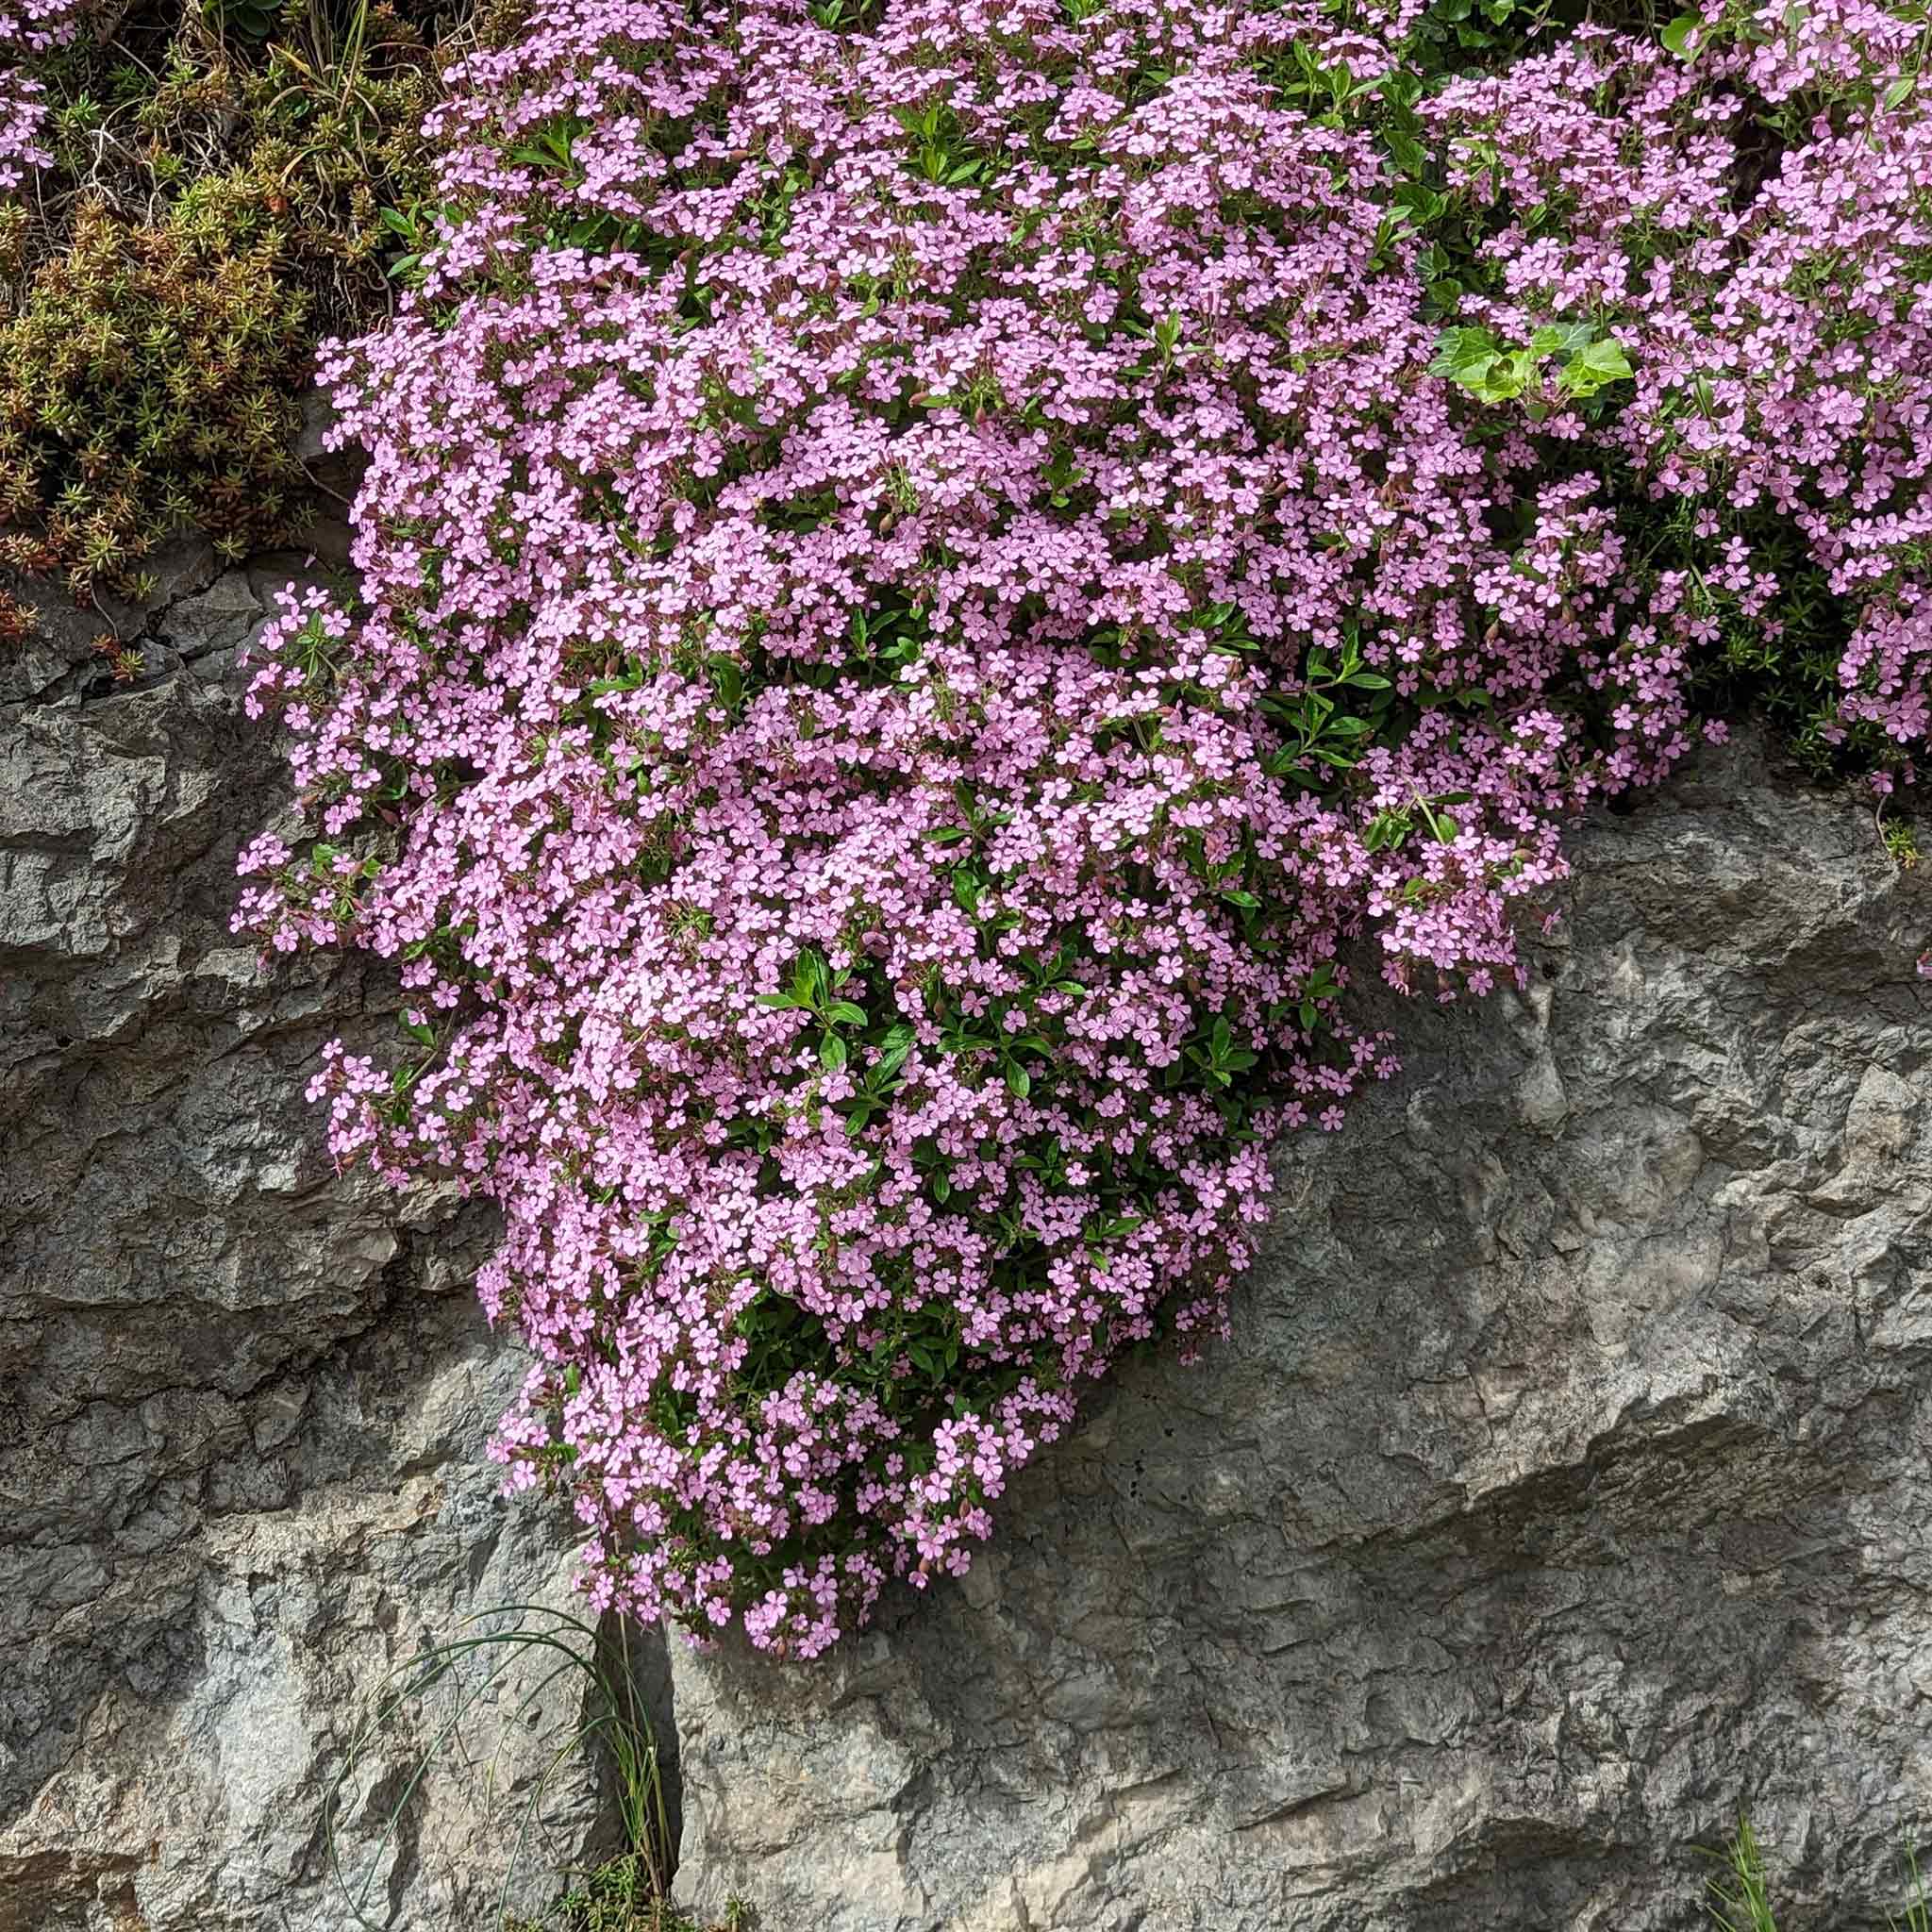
{"left": 324, "top": 1605, "right": 724, "bottom": 1932}
{"left": 2, "top": 0, "right": 471, "bottom": 606}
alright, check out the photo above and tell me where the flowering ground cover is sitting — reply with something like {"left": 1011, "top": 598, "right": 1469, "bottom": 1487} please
{"left": 189, "top": 0, "right": 1932, "bottom": 1654}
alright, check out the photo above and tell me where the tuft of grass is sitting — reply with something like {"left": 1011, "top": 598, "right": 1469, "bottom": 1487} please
{"left": 1889, "top": 1840, "right": 1932, "bottom": 1932}
{"left": 1705, "top": 1818, "right": 1780, "bottom": 1932}
{"left": 504, "top": 1852, "right": 755, "bottom": 1932}
{"left": 1703, "top": 1819, "right": 1932, "bottom": 1931}
{"left": 324, "top": 1604, "right": 731, "bottom": 1932}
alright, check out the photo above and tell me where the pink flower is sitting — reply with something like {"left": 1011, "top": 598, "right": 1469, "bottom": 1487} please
{"left": 237, "top": 0, "right": 1932, "bottom": 1655}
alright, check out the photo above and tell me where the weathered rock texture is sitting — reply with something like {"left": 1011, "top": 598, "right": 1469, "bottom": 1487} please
{"left": 1, "top": 556, "right": 612, "bottom": 1932}
{"left": 2, "top": 548, "right": 1928, "bottom": 1932}
{"left": 671, "top": 752, "right": 1932, "bottom": 1932}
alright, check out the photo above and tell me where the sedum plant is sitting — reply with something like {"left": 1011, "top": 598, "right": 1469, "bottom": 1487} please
{"left": 0, "top": 196, "right": 311, "bottom": 592}
{"left": 236, "top": 0, "right": 1932, "bottom": 1657}
{"left": 0, "top": 0, "right": 470, "bottom": 604}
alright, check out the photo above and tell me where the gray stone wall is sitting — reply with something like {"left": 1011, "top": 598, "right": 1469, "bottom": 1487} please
{"left": 1, "top": 554, "right": 608, "bottom": 1932}
{"left": 2, "top": 552, "right": 1928, "bottom": 1930}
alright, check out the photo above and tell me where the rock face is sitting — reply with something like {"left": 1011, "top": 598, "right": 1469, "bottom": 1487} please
{"left": 670, "top": 753, "right": 1932, "bottom": 1932}
{"left": 2, "top": 547, "right": 1928, "bottom": 1932}
{"left": 0, "top": 554, "right": 614, "bottom": 1932}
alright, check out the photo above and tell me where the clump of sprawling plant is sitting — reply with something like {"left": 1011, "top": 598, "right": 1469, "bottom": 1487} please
{"left": 0, "top": 0, "right": 470, "bottom": 603}
{"left": 238, "top": 0, "right": 1932, "bottom": 1657}
{"left": 1421, "top": 0, "right": 1932, "bottom": 832}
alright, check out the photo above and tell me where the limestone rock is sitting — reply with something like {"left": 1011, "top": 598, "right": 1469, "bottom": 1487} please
{"left": 0, "top": 562, "right": 611, "bottom": 1932}
{"left": 670, "top": 749, "right": 1932, "bottom": 1932}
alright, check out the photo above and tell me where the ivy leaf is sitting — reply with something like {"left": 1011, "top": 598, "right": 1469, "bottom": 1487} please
{"left": 1558, "top": 336, "right": 1635, "bottom": 395}
{"left": 1529, "top": 321, "right": 1595, "bottom": 358}
{"left": 1382, "top": 126, "right": 1428, "bottom": 176}
{"left": 1428, "top": 325, "right": 1502, "bottom": 388}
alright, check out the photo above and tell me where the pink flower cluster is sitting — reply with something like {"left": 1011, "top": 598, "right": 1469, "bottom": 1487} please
{"left": 1429, "top": 0, "right": 1932, "bottom": 760}
{"left": 239, "top": 0, "right": 1932, "bottom": 1653}
{"left": 0, "top": 0, "right": 71, "bottom": 192}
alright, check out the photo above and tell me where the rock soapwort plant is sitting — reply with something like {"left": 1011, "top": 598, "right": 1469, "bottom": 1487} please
{"left": 234, "top": 0, "right": 1932, "bottom": 1657}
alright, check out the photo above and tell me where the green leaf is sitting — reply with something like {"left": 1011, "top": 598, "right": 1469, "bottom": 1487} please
{"left": 1006, "top": 1063, "right": 1032, "bottom": 1099}
{"left": 1428, "top": 325, "right": 1501, "bottom": 388}
{"left": 827, "top": 1000, "right": 869, "bottom": 1026}
{"left": 1558, "top": 335, "right": 1635, "bottom": 396}
{"left": 1660, "top": 12, "right": 1700, "bottom": 56}
{"left": 821, "top": 1032, "right": 848, "bottom": 1071}
{"left": 1382, "top": 127, "right": 1428, "bottom": 176}
{"left": 709, "top": 658, "right": 743, "bottom": 708}
{"left": 1528, "top": 322, "right": 1595, "bottom": 358}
